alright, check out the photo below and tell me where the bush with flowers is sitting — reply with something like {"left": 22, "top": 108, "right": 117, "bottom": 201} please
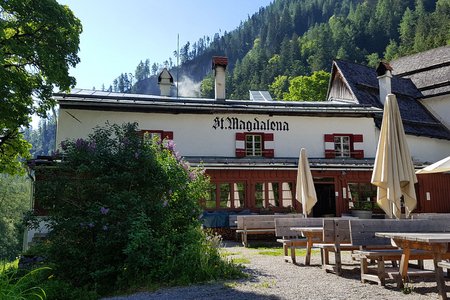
{"left": 29, "top": 122, "right": 242, "bottom": 296}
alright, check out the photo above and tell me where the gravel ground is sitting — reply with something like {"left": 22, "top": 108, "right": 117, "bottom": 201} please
{"left": 103, "top": 241, "right": 443, "bottom": 300}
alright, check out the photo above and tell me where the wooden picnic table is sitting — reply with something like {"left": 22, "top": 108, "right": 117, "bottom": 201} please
{"left": 375, "top": 232, "right": 450, "bottom": 300}
{"left": 290, "top": 226, "right": 323, "bottom": 265}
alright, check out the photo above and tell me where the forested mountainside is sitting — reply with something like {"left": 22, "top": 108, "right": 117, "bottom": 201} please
{"left": 109, "top": 0, "right": 450, "bottom": 100}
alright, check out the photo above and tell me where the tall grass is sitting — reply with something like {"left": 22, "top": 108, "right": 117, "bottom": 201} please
{"left": 0, "top": 261, "right": 49, "bottom": 300}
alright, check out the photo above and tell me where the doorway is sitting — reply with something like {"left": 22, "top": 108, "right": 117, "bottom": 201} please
{"left": 312, "top": 184, "right": 336, "bottom": 217}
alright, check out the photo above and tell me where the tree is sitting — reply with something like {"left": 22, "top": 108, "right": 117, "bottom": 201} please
{"left": 23, "top": 112, "right": 57, "bottom": 158}
{"left": 0, "top": 0, "right": 82, "bottom": 175}
{"left": 269, "top": 75, "right": 289, "bottom": 100}
{"left": 0, "top": 174, "right": 31, "bottom": 260}
{"left": 200, "top": 74, "right": 214, "bottom": 98}
{"left": 366, "top": 52, "right": 381, "bottom": 68}
{"left": 284, "top": 70, "right": 331, "bottom": 101}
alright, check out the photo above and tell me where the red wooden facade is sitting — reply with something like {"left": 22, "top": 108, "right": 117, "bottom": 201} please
{"left": 204, "top": 169, "right": 450, "bottom": 217}
{"left": 416, "top": 173, "right": 450, "bottom": 213}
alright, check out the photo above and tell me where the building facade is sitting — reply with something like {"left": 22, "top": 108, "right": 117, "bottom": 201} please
{"left": 33, "top": 53, "right": 450, "bottom": 223}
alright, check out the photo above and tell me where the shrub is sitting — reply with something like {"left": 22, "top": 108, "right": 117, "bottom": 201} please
{"left": 30, "top": 122, "right": 242, "bottom": 295}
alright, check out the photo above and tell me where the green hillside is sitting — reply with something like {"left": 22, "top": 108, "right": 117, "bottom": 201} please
{"left": 110, "top": 0, "right": 449, "bottom": 100}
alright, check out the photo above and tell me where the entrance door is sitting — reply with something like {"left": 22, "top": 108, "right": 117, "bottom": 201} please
{"left": 312, "top": 184, "right": 336, "bottom": 217}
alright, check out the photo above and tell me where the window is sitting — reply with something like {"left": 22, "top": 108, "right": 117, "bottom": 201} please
{"left": 233, "top": 183, "right": 245, "bottom": 208}
{"left": 281, "top": 182, "right": 294, "bottom": 208}
{"left": 334, "top": 135, "right": 350, "bottom": 157}
{"left": 219, "top": 183, "right": 231, "bottom": 208}
{"left": 348, "top": 183, "right": 377, "bottom": 210}
{"left": 246, "top": 134, "right": 262, "bottom": 156}
{"left": 205, "top": 183, "right": 217, "bottom": 209}
{"left": 256, "top": 181, "right": 294, "bottom": 209}
{"left": 324, "top": 134, "right": 364, "bottom": 159}
{"left": 140, "top": 130, "right": 173, "bottom": 143}
{"left": 235, "top": 132, "right": 274, "bottom": 158}
{"left": 268, "top": 182, "right": 280, "bottom": 207}
{"left": 202, "top": 182, "right": 246, "bottom": 210}
{"left": 255, "top": 182, "right": 265, "bottom": 208}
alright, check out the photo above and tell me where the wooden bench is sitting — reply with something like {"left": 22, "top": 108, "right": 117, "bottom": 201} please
{"left": 437, "top": 260, "right": 450, "bottom": 299}
{"left": 274, "top": 217, "right": 322, "bottom": 264}
{"left": 350, "top": 219, "right": 450, "bottom": 286}
{"left": 316, "top": 218, "right": 359, "bottom": 275}
{"left": 412, "top": 213, "right": 450, "bottom": 220}
{"left": 236, "top": 214, "right": 303, "bottom": 247}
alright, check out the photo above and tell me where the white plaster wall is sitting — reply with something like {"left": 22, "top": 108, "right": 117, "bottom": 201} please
{"left": 23, "top": 219, "right": 49, "bottom": 251}
{"left": 373, "top": 128, "right": 450, "bottom": 163}
{"left": 420, "top": 94, "right": 450, "bottom": 130}
{"left": 406, "top": 135, "right": 450, "bottom": 163}
{"left": 57, "top": 109, "right": 379, "bottom": 158}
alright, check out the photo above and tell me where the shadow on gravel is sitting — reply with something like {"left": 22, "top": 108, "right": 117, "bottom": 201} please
{"left": 102, "top": 283, "right": 284, "bottom": 300}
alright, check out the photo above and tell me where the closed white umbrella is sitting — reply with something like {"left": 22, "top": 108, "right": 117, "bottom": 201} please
{"left": 371, "top": 94, "right": 417, "bottom": 219}
{"left": 296, "top": 148, "right": 317, "bottom": 217}
{"left": 416, "top": 156, "right": 450, "bottom": 174}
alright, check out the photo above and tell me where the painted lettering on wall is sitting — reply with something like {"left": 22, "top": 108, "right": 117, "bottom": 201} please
{"left": 212, "top": 117, "right": 289, "bottom": 132}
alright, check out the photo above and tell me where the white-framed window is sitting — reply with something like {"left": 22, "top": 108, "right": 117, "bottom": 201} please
{"left": 236, "top": 132, "right": 274, "bottom": 158}
{"left": 245, "top": 134, "right": 262, "bottom": 156}
{"left": 324, "top": 134, "right": 364, "bottom": 159}
{"left": 334, "top": 135, "right": 351, "bottom": 157}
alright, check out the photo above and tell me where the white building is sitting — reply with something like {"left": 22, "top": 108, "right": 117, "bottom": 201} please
{"left": 30, "top": 52, "right": 450, "bottom": 230}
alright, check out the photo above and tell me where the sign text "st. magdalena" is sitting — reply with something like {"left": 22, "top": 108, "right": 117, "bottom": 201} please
{"left": 212, "top": 116, "right": 289, "bottom": 132}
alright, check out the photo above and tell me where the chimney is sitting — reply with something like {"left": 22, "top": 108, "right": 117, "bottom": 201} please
{"left": 158, "top": 68, "right": 173, "bottom": 97}
{"left": 212, "top": 56, "right": 228, "bottom": 100}
{"left": 376, "top": 61, "right": 393, "bottom": 105}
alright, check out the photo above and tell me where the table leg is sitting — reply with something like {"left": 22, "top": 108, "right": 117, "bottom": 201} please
{"left": 399, "top": 243, "right": 411, "bottom": 288}
{"left": 305, "top": 236, "right": 312, "bottom": 266}
{"left": 434, "top": 252, "right": 447, "bottom": 300}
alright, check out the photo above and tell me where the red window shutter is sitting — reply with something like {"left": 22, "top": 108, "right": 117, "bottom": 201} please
{"left": 325, "top": 150, "right": 336, "bottom": 159}
{"left": 324, "top": 134, "right": 334, "bottom": 142}
{"left": 353, "top": 134, "right": 363, "bottom": 143}
{"left": 324, "top": 134, "right": 335, "bottom": 158}
{"left": 351, "top": 134, "right": 364, "bottom": 158}
{"left": 353, "top": 150, "right": 364, "bottom": 159}
{"left": 264, "top": 149, "right": 274, "bottom": 158}
{"left": 163, "top": 131, "right": 173, "bottom": 140}
{"left": 235, "top": 133, "right": 245, "bottom": 158}
{"left": 263, "top": 133, "right": 274, "bottom": 158}
{"left": 264, "top": 133, "right": 274, "bottom": 141}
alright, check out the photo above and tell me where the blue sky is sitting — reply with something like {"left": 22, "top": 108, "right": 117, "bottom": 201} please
{"left": 57, "top": 0, "right": 273, "bottom": 90}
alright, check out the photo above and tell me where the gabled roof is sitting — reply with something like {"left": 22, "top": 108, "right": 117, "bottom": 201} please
{"left": 391, "top": 46, "right": 450, "bottom": 98}
{"left": 330, "top": 60, "right": 450, "bottom": 140}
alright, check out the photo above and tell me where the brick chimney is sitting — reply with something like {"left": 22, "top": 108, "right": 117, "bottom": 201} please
{"left": 376, "top": 61, "right": 393, "bottom": 105}
{"left": 212, "top": 56, "right": 228, "bottom": 100}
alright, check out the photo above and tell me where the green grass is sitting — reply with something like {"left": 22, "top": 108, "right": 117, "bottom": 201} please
{"left": 257, "top": 248, "right": 283, "bottom": 256}
{"left": 252, "top": 247, "right": 320, "bottom": 257}
{"left": 0, "top": 264, "right": 49, "bottom": 300}
{"left": 231, "top": 257, "right": 251, "bottom": 264}
{"left": 253, "top": 279, "right": 276, "bottom": 289}
{"left": 0, "top": 260, "right": 18, "bottom": 274}
{"left": 220, "top": 250, "right": 241, "bottom": 257}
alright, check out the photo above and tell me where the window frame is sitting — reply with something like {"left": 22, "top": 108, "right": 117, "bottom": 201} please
{"left": 334, "top": 134, "right": 351, "bottom": 158}
{"left": 245, "top": 133, "right": 263, "bottom": 157}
